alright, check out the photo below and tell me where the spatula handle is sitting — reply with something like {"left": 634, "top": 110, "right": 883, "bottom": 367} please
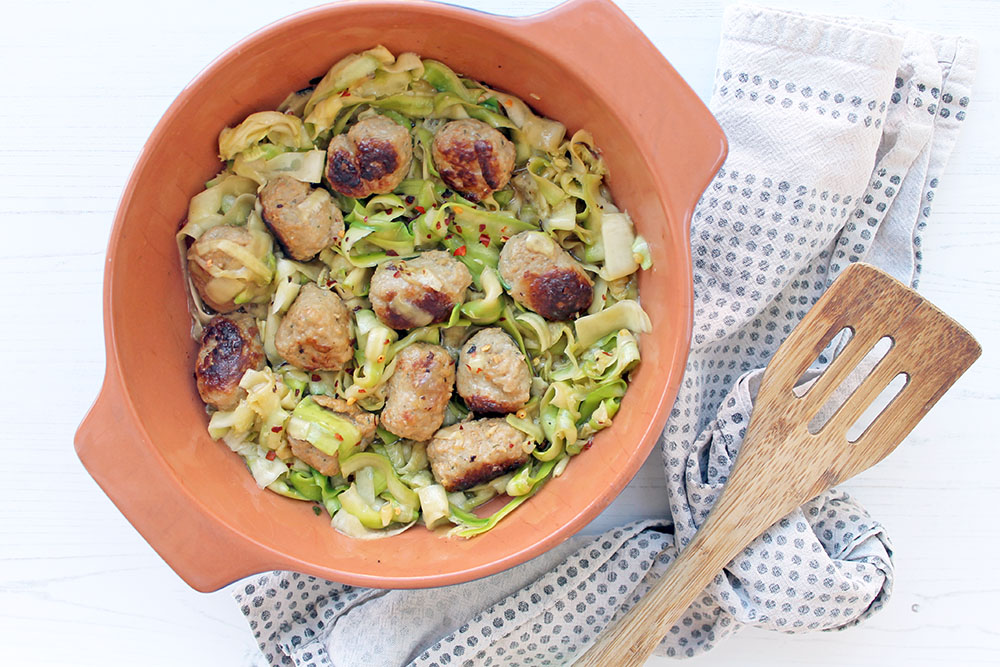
{"left": 575, "top": 455, "right": 788, "bottom": 667}
{"left": 575, "top": 527, "right": 727, "bottom": 667}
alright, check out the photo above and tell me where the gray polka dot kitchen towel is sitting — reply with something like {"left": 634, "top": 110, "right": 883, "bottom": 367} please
{"left": 233, "top": 5, "right": 978, "bottom": 665}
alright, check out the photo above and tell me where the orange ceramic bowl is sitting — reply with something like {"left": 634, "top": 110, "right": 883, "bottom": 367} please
{"left": 75, "top": 0, "right": 725, "bottom": 591}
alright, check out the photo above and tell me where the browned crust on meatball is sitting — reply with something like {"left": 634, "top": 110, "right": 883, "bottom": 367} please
{"left": 432, "top": 119, "right": 515, "bottom": 202}
{"left": 462, "top": 396, "right": 517, "bottom": 415}
{"left": 325, "top": 115, "right": 412, "bottom": 198}
{"left": 369, "top": 252, "right": 472, "bottom": 329}
{"left": 374, "top": 281, "right": 456, "bottom": 328}
{"left": 447, "top": 458, "right": 525, "bottom": 492}
{"left": 327, "top": 145, "right": 363, "bottom": 194}
{"left": 195, "top": 314, "right": 264, "bottom": 410}
{"left": 414, "top": 288, "right": 456, "bottom": 324}
{"left": 373, "top": 291, "right": 415, "bottom": 330}
{"left": 525, "top": 269, "right": 594, "bottom": 320}
{"left": 499, "top": 232, "right": 595, "bottom": 321}
{"left": 476, "top": 140, "right": 505, "bottom": 189}
{"left": 356, "top": 138, "right": 399, "bottom": 181}
{"left": 435, "top": 143, "right": 481, "bottom": 198}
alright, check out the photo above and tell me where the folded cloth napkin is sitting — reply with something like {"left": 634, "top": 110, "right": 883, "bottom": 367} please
{"left": 234, "top": 5, "right": 977, "bottom": 665}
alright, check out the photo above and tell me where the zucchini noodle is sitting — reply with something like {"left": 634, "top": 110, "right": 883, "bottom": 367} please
{"left": 178, "top": 47, "right": 653, "bottom": 540}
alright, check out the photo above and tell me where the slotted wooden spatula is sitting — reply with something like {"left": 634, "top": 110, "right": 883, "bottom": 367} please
{"left": 577, "top": 263, "right": 981, "bottom": 667}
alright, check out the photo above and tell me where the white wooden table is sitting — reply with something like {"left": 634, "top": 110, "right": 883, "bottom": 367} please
{"left": 2, "top": 0, "right": 997, "bottom": 664}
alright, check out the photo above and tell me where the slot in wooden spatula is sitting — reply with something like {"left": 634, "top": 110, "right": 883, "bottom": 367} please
{"left": 577, "top": 263, "right": 981, "bottom": 667}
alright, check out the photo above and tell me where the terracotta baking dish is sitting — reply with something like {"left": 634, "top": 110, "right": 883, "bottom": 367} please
{"left": 75, "top": 0, "right": 725, "bottom": 591}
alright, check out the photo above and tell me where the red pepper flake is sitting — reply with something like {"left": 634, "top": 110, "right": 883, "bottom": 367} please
{"left": 384, "top": 338, "right": 391, "bottom": 345}
{"left": 393, "top": 270, "right": 402, "bottom": 278}
{"left": 386, "top": 249, "right": 399, "bottom": 256}
{"left": 334, "top": 433, "right": 344, "bottom": 441}
{"left": 583, "top": 437, "right": 595, "bottom": 451}
{"left": 414, "top": 205, "right": 426, "bottom": 214}
{"left": 340, "top": 89, "right": 350, "bottom": 97}
{"left": 271, "top": 426, "right": 283, "bottom": 433}
{"left": 500, "top": 235, "right": 510, "bottom": 243}
{"left": 455, "top": 225, "right": 464, "bottom": 234}
{"left": 453, "top": 245, "right": 467, "bottom": 256}
{"left": 358, "top": 388, "right": 367, "bottom": 394}
{"left": 479, "top": 233, "right": 491, "bottom": 247}
{"left": 479, "top": 224, "right": 487, "bottom": 232}
{"left": 265, "top": 450, "right": 277, "bottom": 461}
{"left": 311, "top": 374, "right": 321, "bottom": 382}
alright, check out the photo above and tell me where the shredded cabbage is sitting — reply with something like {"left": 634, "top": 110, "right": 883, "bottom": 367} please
{"left": 185, "top": 46, "right": 654, "bottom": 541}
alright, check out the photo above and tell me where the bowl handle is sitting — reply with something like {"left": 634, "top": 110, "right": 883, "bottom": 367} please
{"left": 504, "top": 0, "right": 728, "bottom": 225}
{"left": 75, "top": 368, "right": 281, "bottom": 592}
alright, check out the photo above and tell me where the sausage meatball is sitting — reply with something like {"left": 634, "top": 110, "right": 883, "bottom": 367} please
{"left": 187, "top": 224, "right": 272, "bottom": 313}
{"left": 259, "top": 176, "right": 344, "bottom": 261}
{"left": 288, "top": 395, "right": 377, "bottom": 476}
{"left": 380, "top": 343, "right": 456, "bottom": 441}
{"left": 325, "top": 115, "right": 412, "bottom": 198}
{"left": 498, "top": 231, "right": 594, "bottom": 320}
{"left": 195, "top": 313, "right": 265, "bottom": 411}
{"left": 456, "top": 328, "right": 530, "bottom": 414}
{"left": 275, "top": 283, "right": 355, "bottom": 371}
{"left": 369, "top": 250, "right": 472, "bottom": 329}
{"left": 427, "top": 419, "right": 531, "bottom": 492}
{"left": 432, "top": 119, "right": 516, "bottom": 202}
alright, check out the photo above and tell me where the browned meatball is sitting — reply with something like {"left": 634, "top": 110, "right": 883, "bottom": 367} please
{"left": 432, "top": 119, "right": 516, "bottom": 202}
{"left": 325, "top": 115, "right": 412, "bottom": 198}
{"left": 275, "top": 283, "right": 355, "bottom": 371}
{"left": 427, "top": 419, "right": 531, "bottom": 492}
{"left": 369, "top": 250, "right": 472, "bottom": 329}
{"left": 456, "top": 328, "right": 530, "bottom": 414}
{"left": 380, "top": 343, "right": 455, "bottom": 441}
{"left": 187, "top": 224, "right": 272, "bottom": 313}
{"left": 259, "top": 176, "right": 344, "bottom": 261}
{"left": 289, "top": 395, "right": 377, "bottom": 475}
{"left": 498, "top": 231, "right": 594, "bottom": 320}
{"left": 195, "top": 313, "right": 265, "bottom": 411}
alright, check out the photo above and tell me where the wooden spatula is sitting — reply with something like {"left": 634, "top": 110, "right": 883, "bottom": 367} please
{"left": 576, "top": 263, "right": 981, "bottom": 667}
